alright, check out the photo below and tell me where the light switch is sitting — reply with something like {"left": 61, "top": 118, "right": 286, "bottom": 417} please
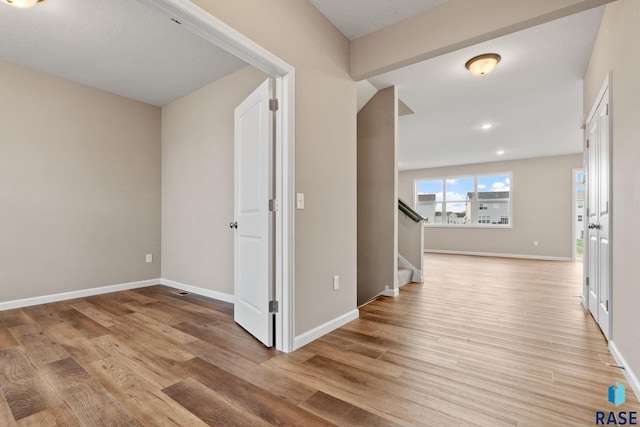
{"left": 296, "top": 193, "right": 305, "bottom": 210}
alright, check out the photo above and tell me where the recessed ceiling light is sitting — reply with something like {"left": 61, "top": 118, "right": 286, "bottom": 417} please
{"left": 482, "top": 123, "right": 492, "bottom": 130}
{"left": 497, "top": 150, "right": 505, "bottom": 155}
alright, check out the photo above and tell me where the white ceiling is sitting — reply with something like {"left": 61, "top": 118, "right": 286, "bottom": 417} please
{"left": 1, "top": 1, "right": 604, "bottom": 171}
{"left": 0, "top": 0, "right": 247, "bottom": 107}
{"left": 309, "top": 0, "right": 449, "bottom": 40}
{"left": 362, "top": 7, "right": 604, "bottom": 170}
{"left": 311, "top": 1, "right": 604, "bottom": 170}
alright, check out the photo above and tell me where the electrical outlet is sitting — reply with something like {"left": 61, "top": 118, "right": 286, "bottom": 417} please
{"left": 146, "top": 254, "right": 153, "bottom": 263}
{"left": 296, "top": 193, "right": 305, "bottom": 210}
{"left": 333, "top": 275, "right": 339, "bottom": 290}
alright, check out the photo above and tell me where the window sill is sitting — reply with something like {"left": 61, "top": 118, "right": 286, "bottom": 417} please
{"left": 423, "top": 224, "right": 512, "bottom": 229}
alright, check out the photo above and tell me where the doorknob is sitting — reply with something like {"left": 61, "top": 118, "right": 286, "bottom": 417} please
{"left": 229, "top": 221, "right": 238, "bottom": 229}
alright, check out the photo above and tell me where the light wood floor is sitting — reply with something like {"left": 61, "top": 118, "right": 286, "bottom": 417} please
{"left": 0, "top": 254, "right": 637, "bottom": 426}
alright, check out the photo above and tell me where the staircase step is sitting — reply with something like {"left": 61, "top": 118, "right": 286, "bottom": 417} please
{"left": 397, "top": 268, "right": 413, "bottom": 287}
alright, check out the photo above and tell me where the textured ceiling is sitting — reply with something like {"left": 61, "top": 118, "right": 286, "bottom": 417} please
{"left": 366, "top": 7, "right": 604, "bottom": 170}
{"left": 308, "top": 0, "right": 448, "bottom": 40}
{"left": 0, "top": 0, "right": 247, "bottom": 106}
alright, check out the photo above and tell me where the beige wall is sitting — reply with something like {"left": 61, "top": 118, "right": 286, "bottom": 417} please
{"left": 583, "top": 0, "right": 640, "bottom": 388}
{"left": 161, "top": 66, "right": 267, "bottom": 295}
{"left": 357, "top": 87, "right": 398, "bottom": 305}
{"left": 351, "top": 0, "right": 615, "bottom": 80}
{"left": 193, "top": 0, "right": 357, "bottom": 334}
{"left": 399, "top": 154, "right": 583, "bottom": 258}
{"left": 0, "top": 61, "right": 161, "bottom": 302}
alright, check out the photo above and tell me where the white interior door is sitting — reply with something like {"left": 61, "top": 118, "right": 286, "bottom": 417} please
{"left": 233, "top": 79, "right": 273, "bottom": 347}
{"left": 585, "top": 83, "right": 611, "bottom": 340}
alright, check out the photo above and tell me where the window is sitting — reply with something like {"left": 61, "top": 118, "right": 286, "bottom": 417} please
{"left": 415, "top": 173, "right": 511, "bottom": 227}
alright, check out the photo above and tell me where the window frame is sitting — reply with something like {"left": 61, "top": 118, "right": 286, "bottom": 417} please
{"left": 414, "top": 172, "right": 513, "bottom": 228}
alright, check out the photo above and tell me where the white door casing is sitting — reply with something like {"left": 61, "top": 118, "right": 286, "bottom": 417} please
{"left": 138, "top": 0, "right": 296, "bottom": 352}
{"left": 587, "top": 115, "right": 599, "bottom": 320}
{"left": 585, "top": 75, "right": 611, "bottom": 340}
{"left": 234, "top": 79, "right": 274, "bottom": 347}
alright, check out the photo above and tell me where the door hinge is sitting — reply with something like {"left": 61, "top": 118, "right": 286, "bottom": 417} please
{"left": 586, "top": 207, "right": 590, "bottom": 216}
{"left": 586, "top": 139, "right": 589, "bottom": 149}
{"left": 606, "top": 300, "right": 609, "bottom": 311}
{"left": 605, "top": 103, "right": 609, "bottom": 115}
{"left": 269, "top": 199, "right": 279, "bottom": 212}
{"left": 586, "top": 277, "right": 589, "bottom": 287}
{"left": 269, "top": 300, "right": 279, "bottom": 313}
{"left": 269, "top": 99, "right": 279, "bottom": 112}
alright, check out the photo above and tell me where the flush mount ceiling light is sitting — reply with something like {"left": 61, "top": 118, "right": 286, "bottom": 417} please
{"left": 481, "top": 123, "right": 493, "bottom": 130}
{"left": 465, "top": 53, "right": 501, "bottom": 76}
{"left": 2, "top": 0, "right": 46, "bottom": 8}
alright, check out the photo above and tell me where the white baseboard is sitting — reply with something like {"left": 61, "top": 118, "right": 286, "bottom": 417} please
{"left": 159, "top": 279, "right": 235, "bottom": 304}
{"left": 383, "top": 286, "right": 400, "bottom": 297}
{"left": 0, "top": 279, "right": 160, "bottom": 311}
{"left": 398, "top": 254, "right": 423, "bottom": 283}
{"left": 609, "top": 341, "right": 640, "bottom": 402}
{"left": 425, "top": 249, "right": 572, "bottom": 262}
{"left": 293, "top": 309, "right": 359, "bottom": 350}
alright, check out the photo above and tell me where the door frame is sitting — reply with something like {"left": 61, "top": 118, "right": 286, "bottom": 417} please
{"left": 582, "top": 72, "right": 612, "bottom": 340}
{"left": 572, "top": 168, "right": 584, "bottom": 262}
{"left": 139, "top": 0, "right": 295, "bottom": 352}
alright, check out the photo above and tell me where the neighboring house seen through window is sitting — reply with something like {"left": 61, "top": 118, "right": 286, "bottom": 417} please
{"left": 415, "top": 173, "right": 512, "bottom": 226}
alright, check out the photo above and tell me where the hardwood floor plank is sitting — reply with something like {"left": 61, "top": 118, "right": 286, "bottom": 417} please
{"left": 115, "top": 289, "right": 158, "bottom": 305}
{"left": 183, "top": 357, "right": 333, "bottom": 426}
{"left": 0, "top": 387, "right": 18, "bottom": 427}
{"left": 107, "top": 321, "right": 195, "bottom": 364}
{"left": 303, "top": 354, "right": 516, "bottom": 426}
{"left": 57, "top": 309, "right": 113, "bottom": 339}
{"left": 0, "top": 347, "right": 62, "bottom": 421}
{"left": 174, "top": 321, "right": 273, "bottom": 364}
{"left": 0, "top": 310, "right": 35, "bottom": 328}
{"left": 16, "top": 404, "right": 80, "bottom": 427}
{"left": 187, "top": 339, "right": 318, "bottom": 405}
{"left": 85, "top": 356, "right": 207, "bottom": 427}
{"left": 131, "top": 285, "right": 191, "bottom": 307}
{"left": 304, "top": 339, "right": 405, "bottom": 378}
{"left": 301, "top": 391, "right": 404, "bottom": 427}
{"left": 262, "top": 360, "right": 460, "bottom": 426}
{"left": 162, "top": 378, "right": 272, "bottom": 427}
{"left": 21, "top": 305, "right": 66, "bottom": 328}
{"left": 92, "top": 334, "right": 186, "bottom": 389}
{"left": 42, "top": 322, "right": 109, "bottom": 364}
{"left": 121, "top": 311, "right": 199, "bottom": 346}
{"left": 0, "top": 322, "right": 19, "bottom": 351}
{"left": 9, "top": 323, "right": 70, "bottom": 366}
{"left": 84, "top": 294, "right": 135, "bottom": 317}
{"left": 308, "top": 331, "right": 387, "bottom": 359}
{"left": 69, "top": 301, "right": 120, "bottom": 328}
{"left": 42, "top": 357, "right": 93, "bottom": 392}
{"left": 125, "top": 300, "right": 215, "bottom": 327}
{"left": 59, "top": 382, "right": 143, "bottom": 427}
{"left": 165, "top": 289, "right": 234, "bottom": 315}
